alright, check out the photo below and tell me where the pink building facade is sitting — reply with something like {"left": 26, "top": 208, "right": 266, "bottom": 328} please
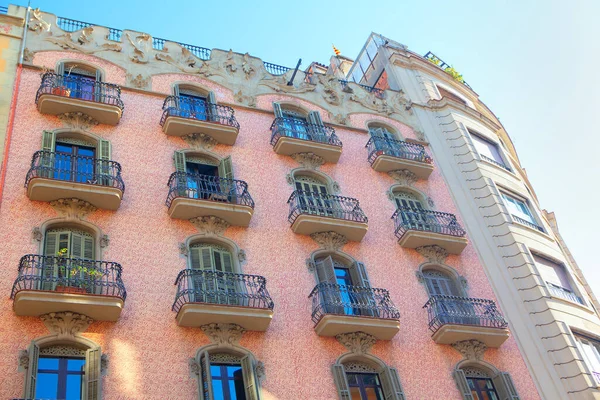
{"left": 0, "top": 6, "right": 555, "bottom": 400}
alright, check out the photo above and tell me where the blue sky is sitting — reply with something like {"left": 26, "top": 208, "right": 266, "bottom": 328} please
{"left": 20, "top": 0, "right": 600, "bottom": 296}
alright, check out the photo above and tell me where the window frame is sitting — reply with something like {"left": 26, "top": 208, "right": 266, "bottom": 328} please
{"left": 532, "top": 253, "right": 584, "bottom": 306}
{"left": 573, "top": 333, "right": 600, "bottom": 385}
{"left": 499, "top": 190, "right": 543, "bottom": 232}
{"left": 467, "top": 128, "right": 511, "bottom": 171}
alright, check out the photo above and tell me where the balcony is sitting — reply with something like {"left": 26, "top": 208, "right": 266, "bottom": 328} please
{"left": 166, "top": 172, "right": 254, "bottom": 225}
{"left": 309, "top": 283, "right": 400, "bottom": 340}
{"left": 160, "top": 96, "right": 240, "bottom": 145}
{"left": 288, "top": 191, "right": 368, "bottom": 241}
{"left": 172, "top": 269, "right": 274, "bottom": 331}
{"left": 270, "top": 117, "right": 343, "bottom": 163}
{"left": 25, "top": 151, "right": 125, "bottom": 210}
{"left": 546, "top": 282, "right": 584, "bottom": 305}
{"left": 11, "top": 254, "right": 126, "bottom": 321}
{"left": 392, "top": 208, "right": 467, "bottom": 254}
{"left": 424, "top": 295, "right": 509, "bottom": 347}
{"left": 366, "top": 136, "right": 434, "bottom": 178}
{"left": 36, "top": 72, "right": 124, "bottom": 125}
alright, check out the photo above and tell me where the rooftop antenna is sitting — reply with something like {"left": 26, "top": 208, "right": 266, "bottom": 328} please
{"left": 287, "top": 58, "right": 302, "bottom": 86}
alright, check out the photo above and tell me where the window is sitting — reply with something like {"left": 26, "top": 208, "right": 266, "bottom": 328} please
{"left": 272, "top": 103, "right": 326, "bottom": 142}
{"left": 453, "top": 366, "right": 519, "bottom": 400}
{"left": 40, "top": 131, "right": 112, "bottom": 186}
{"left": 173, "top": 151, "right": 233, "bottom": 200}
{"left": 332, "top": 360, "right": 405, "bottom": 400}
{"left": 24, "top": 343, "right": 101, "bottom": 400}
{"left": 533, "top": 254, "right": 583, "bottom": 305}
{"left": 422, "top": 269, "right": 460, "bottom": 297}
{"left": 468, "top": 130, "right": 510, "bottom": 171}
{"left": 57, "top": 63, "right": 102, "bottom": 102}
{"left": 349, "top": 37, "right": 382, "bottom": 85}
{"left": 500, "top": 191, "right": 542, "bottom": 231}
{"left": 574, "top": 334, "right": 600, "bottom": 385}
{"left": 174, "top": 85, "right": 216, "bottom": 122}
{"left": 196, "top": 351, "right": 261, "bottom": 400}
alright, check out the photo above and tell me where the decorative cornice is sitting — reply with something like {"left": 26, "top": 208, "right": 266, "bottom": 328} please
{"left": 336, "top": 332, "right": 377, "bottom": 355}
{"left": 388, "top": 169, "right": 417, "bottom": 186}
{"left": 183, "top": 133, "right": 218, "bottom": 150}
{"left": 189, "top": 216, "right": 230, "bottom": 235}
{"left": 40, "top": 312, "right": 93, "bottom": 339}
{"left": 416, "top": 245, "right": 449, "bottom": 264}
{"left": 290, "top": 152, "right": 325, "bottom": 170}
{"left": 310, "top": 231, "right": 348, "bottom": 251}
{"left": 58, "top": 112, "right": 99, "bottom": 131}
{"left": 50, "top": 198, "right": 97, "bottom": 220}
{"left": 452, "top": 340, "right": 487, "bottom": 361}
{"left": 201, "top": 323, "right": 245, "bottom": 346}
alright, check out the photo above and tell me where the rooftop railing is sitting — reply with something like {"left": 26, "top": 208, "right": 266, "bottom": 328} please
{"left": 366, "top": 136, "right": 432, "bottom": 165}
{"left": 263, "top": 61, "right": 291, "bottom": 76}
{"left": 392, "top": 208, "right": 466, "bottom": 240}
{"left": 25, "top": 150, "right": 125, "bottom": 192}
{"left": 338, "top": 79, "right": 385, "bottom": 98}
{"left": 172, "top": 269, "right": 274, "bottom": 314}
{"left": 36, "top": 72, "right": 124, "bottom": 111}
{"left": 309, "top": 282, "right": 400, "bottom": 324}
{"left": 152, "top": 37, "right": 211, "bottom": 60}
{"left": 160, "top": 95, "right": 239, "bottom": 129}
{"left": 288, "top": 191, "right": 368, "bottom": 225}
{"left": 0, "top": 5, "right": 8, "bottom": 14}
{"left": 423, "top": 295, "right": 507, "bottom": 333}
{"left": 166, "top": 172, "right": 254, "bottom": 209}
{"left": 270, "top": 117, "right": 342, "bottom": 147}
{"left": 423, "top": 51, "right": 472, "bottom": 89}
{"left": 11, "top": 254, "right": 126, "bottom": 300}
{"left": 56, "top": 16, "right": 122, "bottom": 42}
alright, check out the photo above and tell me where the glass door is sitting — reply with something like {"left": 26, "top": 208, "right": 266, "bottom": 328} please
{"left": 179, "top": 94, "right": 207, "bottom": 120}
{"left": 295, "top": 178, "right": 332, "bottom": 217}
{"left": 54, "top": 143, "right": 95, "bottom": 184}
{"left": 282, "top": 110, "right": 309, "bottom": 140}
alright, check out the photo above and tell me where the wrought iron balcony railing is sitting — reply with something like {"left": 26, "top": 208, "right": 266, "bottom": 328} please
{"left": 25, "top": 150, "right": 125, "bottom": 191}
{"left": 366, "top": 136, "right": 432, "bottom": 165}
{"left": 546, "top": 282, "right": 584, "bottom": 305}
{"left": 36, "top": 72, "right": 124, "bottom": 110}
{"left": 309, "top": 282, "right": 400, "bottom": 324}
{"left": 392, "top": 208, "right": 466, "bottom": 239}
{"left": 10, "top": 254, "right": 126, "bottom": 300}
{"left": 424, "top": 295, "right": 507, "bottom": 333}
{"left": 166, "top": 172, "right": 254, "bottom": 209}
{"left": 270, "top": 117, "right": 342, "bottom": 147}
{"left": 338, "top": 80, "right": 385, "bottom": 98}
{"left": 160, "top": 95, "right": 239, "bottom": 129}
{"left": 172, "top": 269, "right": 274, "bottom": 313}
{"left": 511, "top": 215, "right": 544, "bottom": 232}
{"left": 288, "top": 191, "right": 367, "bottom": 225}
{"left": 264, "top": 62, "right": 290, "bottom": 76}
{"left": 56, "top": 16, "right": 122, "bottom": 41}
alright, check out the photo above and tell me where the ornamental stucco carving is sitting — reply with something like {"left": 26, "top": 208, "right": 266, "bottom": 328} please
{"left": 388, "top": 169, "right": 417, "bottom": 186}
{"left": 99, "top": 234, "right": 110, "bottom": 248}
{"left": 241, "top": 53, "right": 255, "bottom": 79}
{"left": 182, "top": 133, "right": 217, "bottom": 150}
{"left": 310, "top": 231, "right": 348, "bottom": 251}
{"left": 179, "top": 243, "right": 189, "bottom": 256}
{"left": 50, "top": 198, "right": 97, "bottom": 220}
{"left": 189, "top": 216, "right": 230, "bottom": 235}
{"left": 40, "top": 312, "right": 93, "bottom": 339}
{"left": 126, "top": 32, "right": 151, "bottom": 63}
{"left": 416, "top": 245, "right": 449, "bottom": 264}
{"left": 101, "top": 354, "right": 109, "bottom": 376}
{"left": 350, "top": 91, "right": 393, "bottom": 116}
{"left": 127, "top": 73, "right": 150, "bottom": 89}
{"left": 189, "top": 357, "right": 200, "bottom": 376}
{"left": 318, "top": 74, "right": 342, "bottom": 106}
{"left": 18, "top": 349, "right": 29, "bottom": 371}
{"left": 290, "top": 152, "right": 324, "bottom": 170}
{"left": 45, "top": 31, "right": 122, "bottom": 54}
{"left": 29, "top": 8, "right": 51, "bottom": 33}
{"left": 32, "top": 226, "right": 43, "bottom": 242}
{"left": 255, "top": 361, "right": 266, "bottom": 383}
{"left": 331, "top": 113, "right": 348, "bottom": 125}
{"left": 234, "top": 90, "right": 256, "bottom": 107}
{"left": 23, "top": 48, "right": 34, "bottom": 62}
{"left": 452, "top": 340, "right": 487, "bottom": 361}
{"left": 238, "top": 249, "right": 247, "bottom": 263}
{"left": 201, "top": 323, "right": 245, "bottom": 346}
{"left": 58, "top": 112, "right": 99, "bottom": 130}
{"left": 336, "top": 332, "right": 377, "bottom": 354}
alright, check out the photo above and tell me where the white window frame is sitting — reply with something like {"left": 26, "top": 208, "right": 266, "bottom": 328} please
{"left": 574, "top": 333, "right": 600, "bottom": 385}
{"left": 467, "top": 128, "right": 510, "bottom": 171}
{"left": 532, "top": 253, "right": 584, "bottom": 305}
{"left": 500, "top": 190, "right": 543, "bottom": 232}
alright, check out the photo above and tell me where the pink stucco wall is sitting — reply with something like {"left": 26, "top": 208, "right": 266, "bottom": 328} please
{"left": 0, "top": 55, "right": 540, "bottom": 399}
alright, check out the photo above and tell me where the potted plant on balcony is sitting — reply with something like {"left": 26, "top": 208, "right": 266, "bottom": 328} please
{"left": 55, "top": 248, "right": 104, "bottom": 294}
{"left": 49, "top": 65, "right": 76, "bottom": 97}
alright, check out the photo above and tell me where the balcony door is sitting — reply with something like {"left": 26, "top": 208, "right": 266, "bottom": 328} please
{"left": 174, "top": 86, "right": 216, "bottom": 122}
{"left": 174, "top": 152, "right": 234, "bottom": 202}
{"left": 189, "top": 244, "right": 242, "bottom": 306}
{"left": 294, "top": 176, "right": 333, "bottom": 217}
{"left": 42, "top": 229, "right": 95, "bottom": 292}
{"left": 423, "top": 270, "right": 475, "bottom": 325}
{"left": 393, "top": 191, "right": 431, "bottom": 231}
{"left": 370, "top": 126, "right": 400, "bottom": 157}
{"left": 54, "top": 142, "right": 95, "bottom": 184}
{"left": 58, "top": 63, "right": 100, "bottom": 102}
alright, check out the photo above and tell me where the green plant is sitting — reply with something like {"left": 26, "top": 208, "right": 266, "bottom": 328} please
{"left": 444, "top": 66, "right": 465, "bottom": 83}
{"left": 427, "top": 56, "right": 442, "bottom": 66}
{"left": 56, "top": 248, "right": 105, "bottom": 289}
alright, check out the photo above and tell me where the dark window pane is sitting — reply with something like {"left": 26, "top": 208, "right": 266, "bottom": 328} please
{"left": 39, "top": 357, "right": 60, "bottom": 370}
{"left": 364, "top": 387, "right": 382, "bottom": 399}
{"left": 36, "top": 373, "right": 59, "bottom": 398}
{"left": 66, "top": 374, "right": 83, "bottom": 400}
{"left": 350, "top": 387, "right": 362, "bottom": 400}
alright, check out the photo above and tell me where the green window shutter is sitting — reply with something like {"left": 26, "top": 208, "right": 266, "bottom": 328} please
{"left": 173, "top": 84, "right": 180, "bottom": 97}
{"left": 202, "top": 247, "right": 214, "bottom": 270}
{"left": 95, "top": 69, "right": 102, "bottom": 82}
{"left": 352, "top": 261, "right": 371, "bottom": 288}
{"left": 42, "top": 130, "right": 56, "bottom": 153}
{"left": 331, "top": 363, "right": 351, "bottom": 400}
{"left": 56, "top": 62, "right": 65, "bottom": 75}
{"left": 316, "top": 256, "right": 336, "bottom": 284}
{"left": 25, "top": 341, "right": 40, "bottom": 399}
{"left": 199, "top": 351, "right": 214, "bottom": 400}
{"left": 207, "top": 91, "right": 216, "bottom": 104}
{"left": 492, "top": 372, "right": 520, "bottom": 400}
{"left": 380, "top": 367, "right": 405, "bottom": 400}
{"left": 452, "top": 369, "right": 475, "bottom": 400}
{"left": 97, "top": 139, "right": 112, "bottom": 185}
{"left": 44, "top": 231, "right": 60, "bottom": 257}
{"left": 190, "top": 247, "right": 202, "bottom": 269}
{"left": 308, "top": 111, "right": 324, "bottom": 126}
{"left": 272, "top": 102, "right": 283, "bottom": 118}
{"left": 71, "top": 232, "right": 84, "bottom": 259}
{"left": 218, "top": 156, "right": 234, "bottom": 180}
{"left": 190, "top": 246, "right": 214, "bottom": 270}
{"left": 241, "top": 355, "right": 261, "bottom": 400}
{"left": 43, "top": 231, "right": 69, "bottom": 290}
{"left": 84, "top": 236, "right": 94, "bottom": 260}
{"left": 174, "top": 151, "right": 187, "bottom": 173}
{"left": 85, "top": 347, "right": 101, "bottom": 400}
{"left": 220, "top": 250, "right": 234, "bottom": 273}
{"left": 97, "top": 139, "right": 111, "bottom": 160}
